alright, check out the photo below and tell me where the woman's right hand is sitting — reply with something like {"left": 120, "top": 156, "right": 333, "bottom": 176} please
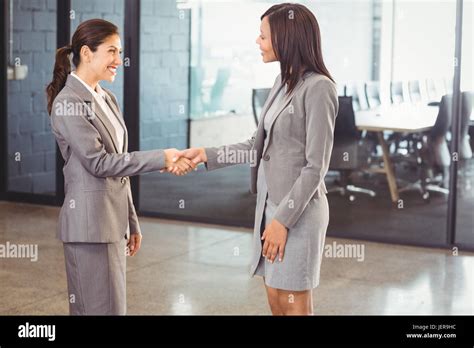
{"left": 174, "top": 147, "right": 208, "bottom": 165}
{"left": 165, "top": 147, "right": 207, "bottom": 175}
{"left": 164, "top": 148, "right": 195, "bottom": 175}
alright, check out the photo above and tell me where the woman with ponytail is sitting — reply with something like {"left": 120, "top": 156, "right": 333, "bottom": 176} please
{"left": 47, "top": 19, "right": 194, "bottom": 315}
{"left": 46, "top": 45, "right": 73, "bottom": 113}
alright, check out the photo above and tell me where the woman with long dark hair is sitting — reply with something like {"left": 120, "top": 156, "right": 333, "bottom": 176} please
{"left": 173, "top": 3, "right": 338, "bottom": 315}
{"left": 47, "top": 19, "right": 193, "bottom": 315}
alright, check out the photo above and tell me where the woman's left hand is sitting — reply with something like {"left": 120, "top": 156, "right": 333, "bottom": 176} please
{"left": 127, "top": 232, "right": 142, "bottom": 256}
{"left": 262, "top": 219, "right": 288, "bottom": 263}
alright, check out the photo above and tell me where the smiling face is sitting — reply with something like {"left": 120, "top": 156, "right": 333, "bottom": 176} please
{"left": 80, "top": 34, "right": 123, "bottom": 83}
{"left": 256, "top": 16, "right": 277, "bottom": 63}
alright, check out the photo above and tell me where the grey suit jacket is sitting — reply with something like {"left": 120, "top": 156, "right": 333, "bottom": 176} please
{"left": 50, "top": 75, "right": 166, "bottom": 242}
{"left": 205, "top": 72, "right": 338, "bottom": 229}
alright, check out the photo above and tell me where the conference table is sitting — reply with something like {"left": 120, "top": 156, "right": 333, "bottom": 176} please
{"left": 355, "top": 104, "right": 439, "bottom": 203}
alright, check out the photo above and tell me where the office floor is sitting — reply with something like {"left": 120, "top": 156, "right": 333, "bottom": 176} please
{"left": 0, "top": 201, "right": 472, "bottom": 315}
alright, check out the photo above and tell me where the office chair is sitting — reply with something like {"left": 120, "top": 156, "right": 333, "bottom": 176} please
{"left": 364, "top": 81, "right": 381, "bottom": 109}
{"left": 425, "top": 78, "right": 442, "bottom": 106}
{"left": 389, "top": 81, "right": 421, "bottom": 155}
{"left": 344, "top": 82, "right": 363, "bottom": 111}
{"left": 346, "top": 82, "right": 379, "bottom": 157}
{"left": 390, "top": 81, "right": 404, "bottom": 104}
{"left": 251, "top": 88, "right": 271, "bottom": 127}
{"left": 408, "top": 80, "right": 422, "bottom": 103}
{"left": 398, "top": 95, "right": 453, "bottom": 200}
{"left": 328, "top": 96, "right": 376, "bottom": 201}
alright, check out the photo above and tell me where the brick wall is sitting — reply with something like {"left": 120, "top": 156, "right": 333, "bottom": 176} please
{"left": 139, "top": 0, "right": 190, "bottom": 151}
{"left": 7, "top": 0, "right": 57, "bottom": 194}
{"left": 70, "top": 0, "right": 124, "bottom": 109}
{"left": 6, "top": 0, "right": 190, "bottom": 194}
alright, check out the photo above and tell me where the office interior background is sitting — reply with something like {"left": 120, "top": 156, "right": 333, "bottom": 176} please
{"left": 0, "top": 0, "right": 473, "bottom": 315}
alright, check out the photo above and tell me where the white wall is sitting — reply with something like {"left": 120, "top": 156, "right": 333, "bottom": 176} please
{"left": 379, "top": 0, "right": 472, "bottom": 97}
{"left": 305, "top": 0, "right": 374, "bottom": 83}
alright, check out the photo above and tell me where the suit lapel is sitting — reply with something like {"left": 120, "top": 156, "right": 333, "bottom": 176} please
{"left": 91, "top": 100, "right": 121, "bottom": 153}
{"left": 104, "top": 93, "right": 126, "bottom": 130}
{"left": 103, "top": 93, "right": 127, "bottom": 153}
{"left": 66, "top": 75, "right": 121, "bottom": 153}
{"left": 258, "top": 82, "right": 283, "bottom": 124}
{"left": 260, "top": 77, "right": 306, "bottom": 155}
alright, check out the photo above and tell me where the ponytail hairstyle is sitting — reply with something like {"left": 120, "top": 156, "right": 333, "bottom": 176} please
{"left": 46, "top": 19, "right": 119, "bottom": 114}
{"left": 261, "top": 3, "right": 334, "bottom": 95}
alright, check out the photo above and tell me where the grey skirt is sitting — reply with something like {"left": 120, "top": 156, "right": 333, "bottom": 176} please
{"left": 63, "top": 238, "right": 127, "bottom": 315}
{"left": 253, "top": 193, "right": 329, "bottom": 291}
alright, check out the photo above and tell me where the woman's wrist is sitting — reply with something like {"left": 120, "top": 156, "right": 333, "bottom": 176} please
{"left": 199, "top": 147, "right": 208, "bottom": 163}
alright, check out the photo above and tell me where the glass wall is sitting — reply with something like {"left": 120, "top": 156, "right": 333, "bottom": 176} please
{"left": 136, "top": 0, "right": 470, "bottom": 246}
{"left": 136, "top": 0, "right": 470, "bottom": 245}
{"left": 6, "top": 0, "right": 57, "bottom": 195}
{"left": 455, "top": 0, "right": 473, "bottom": 247}
{"left": 139, "top": 0, "right": 260, "bottom": 226}
{"left": 324, "top": 0, "right": 457, "bottom": 246}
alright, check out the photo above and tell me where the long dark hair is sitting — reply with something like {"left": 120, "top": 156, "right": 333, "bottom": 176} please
{"left": 46, "top": 19, "right": 119, "bottom": 114}
{"left": 261, "top": 3, "right": 334, "bottom": 94}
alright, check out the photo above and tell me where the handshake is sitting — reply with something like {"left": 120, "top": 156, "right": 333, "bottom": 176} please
{"left": 163, "top": 147, "right": 208, "bottom": 176}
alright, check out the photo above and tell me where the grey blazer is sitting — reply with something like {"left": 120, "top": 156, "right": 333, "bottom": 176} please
{"left": 205, "top": 72, "right": 338, "bottom": 229}
{"left": 50, "top": 75, "right": 166, "bottom": 243}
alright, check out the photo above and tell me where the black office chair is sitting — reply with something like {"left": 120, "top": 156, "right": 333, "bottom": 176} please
{"left": 424, "top": 94, "right": 453, "bottom": 194}
{"left": 426, "top": 91, "right": 472, "bottom": 164}
{"left": 328, "top": 96, "right": 376, "bottom": 201}
{"left": 251, "top": 88, "right": 271, "bottom": 126}
{"left": 390, "top": 81, "right": 404, "bottom": 104}
{"left": 399, "top": 94, "right": 453, "bottom": 200}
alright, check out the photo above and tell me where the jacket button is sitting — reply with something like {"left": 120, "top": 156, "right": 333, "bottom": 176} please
{"left": 263, "top": 154, "right": 270, "bottom": 161}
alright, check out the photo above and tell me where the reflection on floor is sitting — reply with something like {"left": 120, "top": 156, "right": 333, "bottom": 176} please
{"left": 326, "top": 156, "right": 474, "bottom": 246}
{"left": 0, "top": 201, "right": 472, "bottom": 315}
{"left": 140, "top": 164, "right": 255, "bottom": 226}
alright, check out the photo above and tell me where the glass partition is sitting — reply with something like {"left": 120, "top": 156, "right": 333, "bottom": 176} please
{"left": 455, "top": 0, "right": 474, "bottom": 247}
{"left": 138, "top": 0, "right": 468, "bottom": 247}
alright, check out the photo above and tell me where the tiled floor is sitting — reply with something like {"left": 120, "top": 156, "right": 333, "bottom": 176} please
{"left": 0, "top": 201, "right": 472, "bottom": 315}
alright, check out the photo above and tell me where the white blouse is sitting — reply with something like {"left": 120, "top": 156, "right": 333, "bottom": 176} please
{"left": 70, "top": 71, "right": 125, "bottom": 153}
